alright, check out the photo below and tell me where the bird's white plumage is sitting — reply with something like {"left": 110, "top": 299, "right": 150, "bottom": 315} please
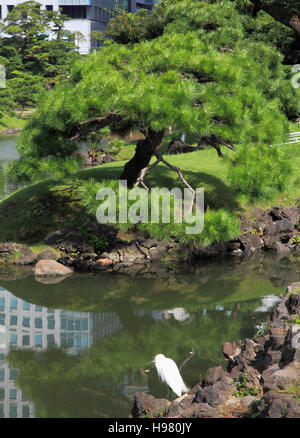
{"left": 153, "top": 354, "right": 189, "bottom": 397}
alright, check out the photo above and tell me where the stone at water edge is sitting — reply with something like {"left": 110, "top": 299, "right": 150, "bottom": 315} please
{"left": 33, "top": 259, "right": 74, "bottom": 277}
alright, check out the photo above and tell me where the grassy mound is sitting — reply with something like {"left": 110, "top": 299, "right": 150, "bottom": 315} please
{"left": 0, "top": 140, "right": 299, "bottom": 245}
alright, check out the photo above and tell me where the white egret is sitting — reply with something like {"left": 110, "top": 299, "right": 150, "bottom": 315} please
{"left": 149, "top": 354, "right": 189, "bottom": 397}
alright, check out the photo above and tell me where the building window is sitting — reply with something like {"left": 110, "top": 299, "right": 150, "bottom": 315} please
{"left": 0, "top": 404, "right": 4, "bottom": 419}
{"left": 9, "top": 369, "right": 18, "bottom": 380}
{"left": 46, "top": 5, "right": 53, "bottom": 11}
{"left": 10, "top": 298, "right": 18, "bottom": 309}
{"left": 22, "top": 405, "right": 30, "bottom": 418}
{"left": 22, "top": 301, "right": 30, "bottom": 311}
{"left": 9, "top": 403, "right": 17, "bottom": 418}
{"left": 34, "top": 318, "right": 42, "bottom": 329}
{"left": 35, "top": 305, "right": 42, "bottom": 312}
{"left": 34, "top": 334, "right": 42, "bottom": 347}
{"left": 7, "top": 5, "right": 14, "bottom": 13}
{"left": 0, "top": 369, "right": 4, "bottom": 381}
{"left": 9, "top": 389, "right": 17, "bottom": 400}
{"left": 22, "top": 335, "right": 30, "bottom": 346}
{"left": 60, "top": 6, "right": 87, "bottom": 19}
{"left": 22, "top": 317, "right": 30, "bottom": 328}
{"left": 47, "top": 334, "right": 55, "bottom": 347}
{"left": 0, "top": 298, "right": 5, "bottom": 311}
{"left": 81, "top": 334, "right": 88, "bottom": 347}
{"left": 0, "top": 313, "right": 5, "bottom": 325}
{"left": 10, "top": 315, "right": 17, "bottom": 326}
{"left": 47, "top": 315, "right": 55, "bottom": 330}
{"left": 10, "top": 333, "right": 17, "bottom": 345}
{"left": 82, "top": 318, "right": 88, "bottom": 330}
{"left": 0, "top": 388, "right": 4, "bottom": 401}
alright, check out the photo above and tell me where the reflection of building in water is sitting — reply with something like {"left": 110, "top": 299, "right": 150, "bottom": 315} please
{"left": 0, "top": 287, "right": 122, "bottom": 417}
{"left": 91, "top": 313, "right": 122, "bottom": 344}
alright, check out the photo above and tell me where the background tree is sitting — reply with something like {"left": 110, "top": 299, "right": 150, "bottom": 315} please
{"left": 233, "top": 0, "right": 300, "bottom": 63}
{"left": 0, "top": 1, "right": 79, "bottom": 116}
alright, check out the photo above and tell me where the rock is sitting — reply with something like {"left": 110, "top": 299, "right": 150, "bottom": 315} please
{"left": 131, "top": 392, "right": 169, "bottom": 418}
{"left": 229, "top": 249, "right": 243, "bottom": 256}
{"left": 139, "top": 239, "right": 157, "bottom": 249}
{"left": 101, "top": 154, "right": 116, "bottom": 164}
{"left": 222, "top": 341, "right": 242, "bottom": 361}
{"left": 95, "top": 258, "right": 113, "bottom": 268}
{"left": 262, "top": 362, "right": 300, "bottom": 391}
{"left": 45, "top": 223, "right": 117, "bottom": 254}
{"left": 252, "top": 207, "right": 264, "bottom": 219}
{"left": 15, "top": 246, "right": 36, "bottom": 265}
{"left": 239, "top": 235, "right": 263, "bottom": 250}
{"left": 239, "top": 214, "right": 252, "bottom": 233}
{"left": 33, "top": 260, "right": 74, "bottom": 277}
{"left": 0, "top": 242, "right": 21, "bottom": 255}
{"left": 166, "top": 138, "right": 198, "bottom": 155}
{"left": 204, "top": 366, "right": 230, "bottom": 385}
{"left": 36, "top": 249, "right": 56, "bottom": 261}
{"left": 286, "top": 294, "right": 300, "bottom": 315}
{"left": 253, "top": 212, "right": 273, "bottom": 233}
{"left": 264, "top": 219, "right": 294, "bottom": 242}
{"left": 191, "top": 403, "right": 222, "bottom": 418}
{"left": 266, "top": 241, "right": 291, "bottom": 254}
{"left": 198, "top": 376, "right": 236, "bottom": 407}
{"left": 286, "top": 282, "right": 300, "bottom": 295}
{"left": 269, "top": 207, "right": 300, "bottom": 227}
{"left": 227, "top": 242, "right": 241, "bottom": 250}
{"left": 262, "top": 391, "right": 300, "bottom": 418}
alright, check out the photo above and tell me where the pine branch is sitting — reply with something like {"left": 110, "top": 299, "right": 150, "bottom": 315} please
{"left": 68, "top": 112, "right": 122, "bottom": 141}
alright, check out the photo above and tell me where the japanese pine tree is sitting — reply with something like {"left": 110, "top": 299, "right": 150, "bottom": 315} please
{"left": 8, "top": 0, "right": 297, "bottom": 201}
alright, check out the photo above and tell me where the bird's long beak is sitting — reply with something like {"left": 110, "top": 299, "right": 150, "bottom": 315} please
{"left": 147, "top": 360, "right": 155, "bottom": 364}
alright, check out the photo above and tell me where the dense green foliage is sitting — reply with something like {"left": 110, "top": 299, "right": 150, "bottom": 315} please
{"left": 233, "top": 0, "right": 300, "bottom": 63}
{"left": 0, "top": 1, "right": 79, "bottom": 115}
{"left": 9, "top": 1, "right": 297, "bottom": 184}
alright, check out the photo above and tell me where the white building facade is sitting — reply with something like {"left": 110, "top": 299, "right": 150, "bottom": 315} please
{"left": 0, "top": 0, "right": 156, "bottom": 54}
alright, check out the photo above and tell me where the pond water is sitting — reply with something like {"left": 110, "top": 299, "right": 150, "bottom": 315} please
{"left": 0, "top": 253, "right": 298, "bottom": 418}
{"left": 0, "top": 134, "right": 299, "bottom": 417}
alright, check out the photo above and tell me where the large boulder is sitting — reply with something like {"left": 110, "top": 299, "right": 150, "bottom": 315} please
{"left": 33, "top": 260, "right": 74, "bottom": 277}
{"left": 15, "top": 246, "right": 36, "bottom": 265}
{"left": 131, "top": 392, "right": 169, "bottom": 418}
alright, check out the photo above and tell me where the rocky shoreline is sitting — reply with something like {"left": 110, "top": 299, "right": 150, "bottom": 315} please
{"left": 131, "top": 282, "right": 300, "bottom": 418}
{"left": 0, "top": 128, "right": 21, "bottom": 136}
{"left": 0, "top": 204, "right": 299, "bottom": 279}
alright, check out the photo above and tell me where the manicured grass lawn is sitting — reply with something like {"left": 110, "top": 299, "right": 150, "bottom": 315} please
{"left": 0, "top": 114, "right": 27, "bottom": 131}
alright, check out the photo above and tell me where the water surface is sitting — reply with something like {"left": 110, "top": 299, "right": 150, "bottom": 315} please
{"left": 0, "top": 253, "right": 298, "bottom": 418}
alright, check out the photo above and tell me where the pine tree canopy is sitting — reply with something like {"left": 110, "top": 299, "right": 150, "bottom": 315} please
{"left": 10, "top": 0, "right": 298, "bottom": 190}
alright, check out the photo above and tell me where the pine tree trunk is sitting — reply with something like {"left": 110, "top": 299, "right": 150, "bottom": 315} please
{"left": 120, "top": 128, "right": 165, "bottom": 187}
